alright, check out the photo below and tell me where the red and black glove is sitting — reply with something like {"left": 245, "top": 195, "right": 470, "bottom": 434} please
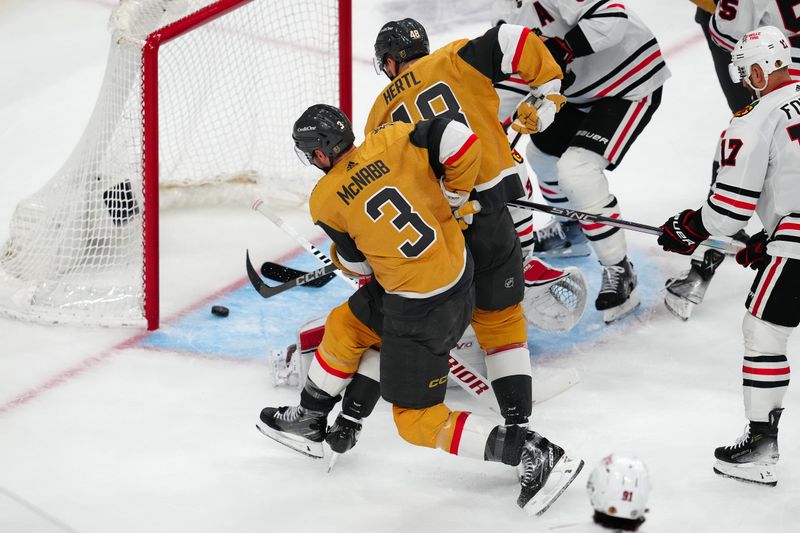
{"left": 735, "top": 230, "right": 770, "bottom": 270}
{"left": 658, "top": 209, "right": 710, "bottom": 255}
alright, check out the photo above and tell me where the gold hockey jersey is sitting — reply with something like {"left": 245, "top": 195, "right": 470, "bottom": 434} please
{"left": 365, "top": 24, "right": 562, "bottom": 212}
{"left": 310, "top": 119, "right": 481, "bottom": 298}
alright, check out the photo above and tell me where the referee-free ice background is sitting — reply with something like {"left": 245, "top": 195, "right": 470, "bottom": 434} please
{"left": 1, "top": 1, "right": 798, "bottom": 531}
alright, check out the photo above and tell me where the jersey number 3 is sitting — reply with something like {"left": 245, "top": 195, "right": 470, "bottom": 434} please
{"left": 365, "top": 186, "right": 436, "bottom": 258}
{"left": 390, "top": 82, "right": 469, "bottom": 127}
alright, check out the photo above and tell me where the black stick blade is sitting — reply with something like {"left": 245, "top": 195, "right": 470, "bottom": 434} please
{"left": 260, "top": 261, "right": 335, "bottom": 288}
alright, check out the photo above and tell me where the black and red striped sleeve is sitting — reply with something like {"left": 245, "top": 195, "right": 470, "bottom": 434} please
{"left": 559, "top": 0, "right": 630, "bottom": 57}
{"left": 701, "top": 123, "right": 767, "bottom": 236}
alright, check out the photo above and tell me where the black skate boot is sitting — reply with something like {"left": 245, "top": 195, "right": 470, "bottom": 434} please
{"left": 517, "top": 431, "right": 584, "bottom": 516}
{"left": 713, "top": 408, "right": 783, "bottom": 486}
{"left": 595, "top": 257, "right": 640, "bottom": 323}
{"left": 324, "top": 413, "right": 363, "bottom": 472}
{"left": 325, "top": 413, "right": 362, "bottom": 454}
{"left": 664, "top": 249, "right": 725, "bottom": 321}
{"left": 532, "top": 219, "right": 591, "bottom": 258}
{"left": 256, "top": 405, "right": 327, "bottom": 459}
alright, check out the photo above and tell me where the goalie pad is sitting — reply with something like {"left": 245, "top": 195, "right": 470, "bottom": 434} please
{"left": 522, "top": 257, "right": 588, "bottom": 332}
{"left": 266, "top": 316, "right": 324, "bottom": 390}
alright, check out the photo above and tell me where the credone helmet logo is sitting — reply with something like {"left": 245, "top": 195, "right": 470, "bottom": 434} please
{"left": 297, "top": 126, "right": 316, "bottom": 132}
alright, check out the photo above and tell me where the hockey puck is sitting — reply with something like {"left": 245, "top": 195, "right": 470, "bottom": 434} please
{"left": 211, "top": 305, "right": 229, "bottom": 317}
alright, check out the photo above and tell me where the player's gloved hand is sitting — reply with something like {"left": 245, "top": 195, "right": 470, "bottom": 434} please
{"left": 542, "top": 36, "right": 574, "bottom": 73}
{"left": 511, "top": 80, "right": 566, "bottom": 135}
{"left": 440, "top": 178, "right": 470, "bottom": 209}
{"left": 735, "top": 230, "right": 770, "bottom": 270}
{"left": 658, "top": 209, "right": 710, "bottom": 255}
{"left": 453, "top": 200, "right": 482, "bottom": 230}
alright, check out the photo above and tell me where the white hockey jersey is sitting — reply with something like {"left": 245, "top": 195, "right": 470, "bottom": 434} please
{"left": 708, "top": 0, "right": 800, "bottom": 79}
{"left": 702, "top": 81, "right": 800, "bottom": 259}
{"left": 491, "top": 0, "right": 670, "bottom": 108}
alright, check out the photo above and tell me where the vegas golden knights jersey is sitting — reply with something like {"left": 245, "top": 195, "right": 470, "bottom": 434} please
{"left": 309, "top": 119, "right": 481, "bottom": 301}
{"left": 365, "top": 24, "right": 562, "bottom": 212}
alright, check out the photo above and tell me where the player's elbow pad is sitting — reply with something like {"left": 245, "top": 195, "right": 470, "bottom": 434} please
{"left": 330, "top": 243, "right": 373, "bottom": 279}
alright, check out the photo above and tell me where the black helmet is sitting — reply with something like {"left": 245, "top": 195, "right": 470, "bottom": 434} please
{"left": 292, "top": 104, "right": 354, "bottom": 165}
{"left": 373, "top": 18, "right": 429, "bottom": 76}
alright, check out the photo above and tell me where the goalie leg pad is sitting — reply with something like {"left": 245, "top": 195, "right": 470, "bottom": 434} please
{"left": 742, "top": 312, "right": 792, "bottom": 422}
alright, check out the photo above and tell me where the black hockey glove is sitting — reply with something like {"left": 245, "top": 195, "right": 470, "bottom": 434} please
{"left": 735, "top": 230, "right": 770, "bottom": 270}
{"left": 658, "top": 209, "right": 710, "bottom": 255}
{"left": 543, "top": 36, "right": 574, "bottom": 73}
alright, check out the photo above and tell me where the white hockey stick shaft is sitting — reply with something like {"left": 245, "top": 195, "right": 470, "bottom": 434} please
{"left": 252, "top": 199, "right": 357, "bottom": 289}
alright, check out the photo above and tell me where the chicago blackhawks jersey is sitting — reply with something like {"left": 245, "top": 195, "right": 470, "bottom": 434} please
{"left": 365, "top": 24, "right": 562, "bottom": 212}
{"left": 702, "top": 81, "right": 800, "bottom": 260}
{"left": 709, "top": 0, "right": 800, "bottom": 79}
{"left": 309, "top": 119, "right": 480, "bottom": 302}
{"left": 492, "top": 0, "right": 671, "bottom": 106}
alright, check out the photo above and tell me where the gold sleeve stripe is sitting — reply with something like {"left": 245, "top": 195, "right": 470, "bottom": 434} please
{"left": 511, "top": 27, "right": 534, "bottom": 73}
{"left": 444, "top": 133, "right": 479, "bottom": 166}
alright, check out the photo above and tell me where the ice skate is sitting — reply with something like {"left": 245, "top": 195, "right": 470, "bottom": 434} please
{"left": 517, "top": 431, "right": 584, "bottom": 516}
{"left": 324, "top": 413, "right": 362, "bottom": 472}
{"left": 664, "top": 249, "right": 725, "bottom": 321}
{"left": 595, "top": 257, "right": 640, "bottom": 324}
{"left": 532, "top": 219, "right": 591, "bottom": 258}
{"left": 713, "top": 408, "right": 782, "bottom": 486}
{"left": 256, "top": 405, "right": 326, "bottom": 459}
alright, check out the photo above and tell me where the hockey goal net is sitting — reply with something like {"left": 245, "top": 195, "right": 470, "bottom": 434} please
{"left": 0, "top": 0, "right": 351, "bottom": 329}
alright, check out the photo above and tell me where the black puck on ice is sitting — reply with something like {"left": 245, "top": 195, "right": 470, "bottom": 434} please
{"left": 211, "top": 305, "right": 230, "bottom": 317}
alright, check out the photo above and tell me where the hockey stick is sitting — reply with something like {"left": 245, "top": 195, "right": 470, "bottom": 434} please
{"left": 261, "top": 261, "right": 336, "bottom": 288}
{"left": 252, "top": 199, "right": 358, "bottom": 288}
{"left": 508, "top": 199, "right": 743, "bottom": 255}
{"left": 245, "top": 252, "right": 339, "bottom": 299}
{"left": 252, "top": 198, "right": 579, "bottom": 410}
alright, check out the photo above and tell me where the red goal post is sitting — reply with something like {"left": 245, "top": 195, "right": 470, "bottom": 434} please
{"left": 0, "top": 0, "right": 352, "bottom": 330}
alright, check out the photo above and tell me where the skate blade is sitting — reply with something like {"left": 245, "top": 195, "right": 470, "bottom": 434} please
{"left": 255, "top": 421, "right": 324, "bottom": 459}
{"left": 533, "top": 243, "right": 592, "bottom": 259}
{"left": 520, "top": 455, "right": 585, "bottom": 517}
{"left": 713, "top": 461, "right": 778, "bottom": 486}
{"left": 664, "top": 292, "right": 692, "bottom": 321}
{"left": 327, "top": 452, "right": 340, "bottom": 473}
{"left": 602, "top": 291, "right": 641, "bottom": 324}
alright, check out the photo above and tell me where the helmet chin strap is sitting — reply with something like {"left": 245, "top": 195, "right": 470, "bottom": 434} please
{"left": 745, "top": 67, "right": 769, "bottom": 98}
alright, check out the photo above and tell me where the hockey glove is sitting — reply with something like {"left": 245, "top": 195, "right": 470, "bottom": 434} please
{"left": 542, "top": 36, "right": 574, "bottom": 73}
{"left": 453, "top": 200, "right": 481, "bottom": 231}
{"left": 440, "top": 178, "right": 469, "bottom": 209}
{"left": 511, "top": 80, "right": 566, "bottom": 135}
{"left": 658, "top": 209, "right": 710, "bottom": 255}
{"left": 735, "top": 230, "right": 770, "bottom": 270}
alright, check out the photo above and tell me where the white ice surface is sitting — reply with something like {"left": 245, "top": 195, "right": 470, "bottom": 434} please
{"left": 1, "top": 0, "right": 799, "bottom": 532}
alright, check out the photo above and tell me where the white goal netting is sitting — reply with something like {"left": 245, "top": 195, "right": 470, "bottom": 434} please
{"left": 0, "top": 0, "right": 347, "bottom": 328}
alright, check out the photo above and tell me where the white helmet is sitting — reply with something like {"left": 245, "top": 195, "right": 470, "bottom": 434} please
{"left": 586, "top": 454, "right": 650, "bottom": 523}
{"left": 729, "top": 26, "right": 792, "bottom": 92}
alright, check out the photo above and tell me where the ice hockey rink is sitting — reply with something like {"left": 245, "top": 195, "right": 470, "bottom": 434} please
{"left": 1, "top": 0, "right": 799, "bottom": 531}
